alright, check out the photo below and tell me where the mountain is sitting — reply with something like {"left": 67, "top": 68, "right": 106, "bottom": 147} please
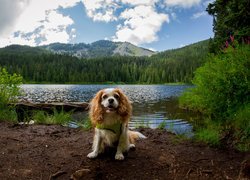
{"left": 151, "top": 39, "right": 209, "bottom": 60}
{"left": 41, "top": 40, "right": 155, "bottom": 58}
{"left": 0, "top": 44, "right": 48, "bottom": 55}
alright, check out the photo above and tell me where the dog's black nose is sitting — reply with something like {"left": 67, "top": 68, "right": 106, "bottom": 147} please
{"left": 108, "top": 98, "right": 114, "bottom": 103}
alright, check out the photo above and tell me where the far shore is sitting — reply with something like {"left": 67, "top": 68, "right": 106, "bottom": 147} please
{"left": 21, "top": 82, "right": 192, "bottom": 85}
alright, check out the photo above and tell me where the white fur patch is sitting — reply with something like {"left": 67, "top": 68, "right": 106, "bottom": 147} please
{"left": 104, "top": 88, "right": 115, "bottom": 93}
{"left": 101, "top": 88, "right": 119, "bottom": 109}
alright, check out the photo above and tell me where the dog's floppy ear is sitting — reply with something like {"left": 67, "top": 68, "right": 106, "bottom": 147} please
{"left": 115, "top": 88, "right": 132, "bottom": 121}
{"left": 89, "top": 90, "right": 104, "bottom": 126}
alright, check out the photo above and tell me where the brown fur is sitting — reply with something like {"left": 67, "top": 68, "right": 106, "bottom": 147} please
{"left": 128, "top": 131, "right": 140, "bottom": 144}
{"left": 89, "top": 90, "right": 105, "bottom": 126}
{"left": 114, "top": 88, "right": 132, "bottom": 124}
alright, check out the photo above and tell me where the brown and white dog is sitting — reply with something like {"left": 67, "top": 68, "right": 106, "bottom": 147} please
{"left": 87, "top": 88, "right": 146, "bottom": 160}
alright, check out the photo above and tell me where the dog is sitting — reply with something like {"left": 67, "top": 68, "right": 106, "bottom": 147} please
{"left": 87, "top": 88, "right": 146, "bottom": 160}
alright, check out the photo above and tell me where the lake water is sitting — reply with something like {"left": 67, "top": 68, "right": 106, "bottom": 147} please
{"left": 20, "top": 84, "right": 196, "bottom": 136}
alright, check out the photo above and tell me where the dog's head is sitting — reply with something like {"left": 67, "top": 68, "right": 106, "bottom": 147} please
{"left": 89, "top": 88, "right": 132, "bottom": 125}
{"left": 101, "top": 88, "right": 120, "bottom": 113}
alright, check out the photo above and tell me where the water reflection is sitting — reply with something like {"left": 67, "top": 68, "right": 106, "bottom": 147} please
{"left": 20, "top": 84, "right": 194, "bottom": 136}
{"left": 131, "top": 99, "right": 195, "bottom": 137}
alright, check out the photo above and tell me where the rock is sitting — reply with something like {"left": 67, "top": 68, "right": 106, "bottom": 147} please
{"left": 70, "top": 169, "right": 91, "bottom": 180}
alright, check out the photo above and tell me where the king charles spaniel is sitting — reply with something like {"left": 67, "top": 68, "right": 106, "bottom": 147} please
{"left": 87, "top": 88, "right": 146, "bottom": 160}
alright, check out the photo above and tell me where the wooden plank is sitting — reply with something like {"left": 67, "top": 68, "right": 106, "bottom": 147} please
{"left": 11, "top": 101, "right": 89, "bottom": 122}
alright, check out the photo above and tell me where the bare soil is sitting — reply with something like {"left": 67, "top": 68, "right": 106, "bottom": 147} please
{"left": 0, "top": 122, "right": 249, "bottom": 180}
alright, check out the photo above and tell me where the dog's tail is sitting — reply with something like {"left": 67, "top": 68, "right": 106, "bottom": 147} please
{"left": 128, "top": 130, "right": 147, "bottom": 144}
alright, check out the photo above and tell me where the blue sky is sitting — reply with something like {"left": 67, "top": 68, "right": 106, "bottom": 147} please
{"left": 0, "top": 0, "right": 214, "bottom": 51}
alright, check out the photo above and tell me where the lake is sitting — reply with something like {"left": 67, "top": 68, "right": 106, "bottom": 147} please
{"left": 20, "top": 84, "right": 196, "bottom": 136}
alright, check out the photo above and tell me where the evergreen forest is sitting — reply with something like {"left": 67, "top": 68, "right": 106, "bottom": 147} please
{"left": 0, "top": 40, "right": 209, "bottom": 84}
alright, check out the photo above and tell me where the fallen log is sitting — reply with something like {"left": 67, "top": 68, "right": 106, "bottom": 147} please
{"left": 12, "top": 101, "right": 89, "bottom": 122}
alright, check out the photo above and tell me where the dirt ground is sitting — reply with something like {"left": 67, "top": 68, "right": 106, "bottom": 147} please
{"left": 0, "top": 122, "right": 249, "bottom": 180}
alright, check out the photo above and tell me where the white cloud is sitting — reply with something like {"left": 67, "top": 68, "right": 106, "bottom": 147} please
{"left": 0, "top": 0, "right": 201, "bottom": 48}
{"left": 0, "top": 0, "right": 30, "bottom": 37}
{"left": 121, "top": 0, "right": 158, "bottom": 6}
{"left": 165, "top": 0, "right": 201, "bottom": 8}
{"left": 179, "top": 44, "right": 186, "bottom": 48}
{"left": 0, "top": 0, "right": 79, "bottom": 47}
{"left": 82, "top": 0, "right": 118, "bottom": 22}
{"left": 81, "top": 0, "right": 170, "bottom": 45}
{"left": 112, "top": 5, "right": 169, "bottom": 45}
{"left": 191, "top": 11, "right": 207, "bottom": 19}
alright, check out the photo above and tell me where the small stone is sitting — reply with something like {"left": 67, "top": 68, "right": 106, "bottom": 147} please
{"left": 70, "top": 169, "right": 91, "bottom": 180}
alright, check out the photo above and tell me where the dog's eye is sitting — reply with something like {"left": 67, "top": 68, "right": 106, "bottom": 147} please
{"left": 114, "top": 94, "right": 120, "bottom": 99}
{"left": 102, "top": 95, "right": 108, "bottom": 99}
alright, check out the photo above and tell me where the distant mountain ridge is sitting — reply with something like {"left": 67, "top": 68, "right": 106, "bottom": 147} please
{"left": 41, "top": 40, "right": 155, "bottom": 58}
{"left": 0, "top": 39, "right": 209, "bottom": 60}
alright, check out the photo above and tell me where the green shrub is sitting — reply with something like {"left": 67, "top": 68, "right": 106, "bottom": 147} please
{"left": 0, "top": 67, "right": 22, "bottom": 121}
{"left": 232, "top": 104, "right": 250, "bottom": 135}
{"left": 230, "top": 104, "right": 250, "bottom": 151}
{"left": 180, "top": 45, "right": 250, "bottom": 150}
{"left": 180, "top": 45, "right": 250, "bottom": 119}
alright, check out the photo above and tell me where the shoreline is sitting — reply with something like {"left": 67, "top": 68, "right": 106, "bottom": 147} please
{"left": 21, "top": 82, "right": 192, "bottom": 86}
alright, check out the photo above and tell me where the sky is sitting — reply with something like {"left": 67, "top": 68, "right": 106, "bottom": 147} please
{"left": 0, "top": 0, "right": 214, "bottom": 51}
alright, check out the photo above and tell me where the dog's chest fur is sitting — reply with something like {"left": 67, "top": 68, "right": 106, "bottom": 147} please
{"left": 97, "top": 112, "right": 123, "bottom": 146}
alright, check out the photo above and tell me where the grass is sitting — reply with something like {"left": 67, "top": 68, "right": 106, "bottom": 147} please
{"left": 191, "top": 104, "right": 250, "bottom": 151}
{"left": 33, "top": 109, "right": 72, "bottom": 125}
{"left": 171, "top": 134, "right": 190, "bottom": 144}
{"left": 157, "top": 120, "right": 167, "bottom": 130}
{"left": 0, "top": 108, "right": 18, "bottom": 123}
{"left": 134, "top": 119, "right": 150, "bottom": 129}
{"left": 236, "top": 142, "right": 250, "bottom": 152}
{"left": 77, "top": 117, "right": 92, "bottom": 130}
{"left": 195, "top": 128, "right": 220, "bottom": 146}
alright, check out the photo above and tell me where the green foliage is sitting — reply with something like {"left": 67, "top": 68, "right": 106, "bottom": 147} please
{"left": 0, "top": 40, "right": 209, "bottom": 84}
{"left": 231, "top": 103, "right": 250, "bottom": 135}
{"left": 157, "top": 120, "right": 167, "bottom": 130}
{"left": 0, "top": 67, "right": 23, "bottom": 107}
{"left": 33, "top": 109, "right": 72, "bottom": 125}
{"left": 0, "top": 67, "right": 22, "bottom": 121}
{"left": 133, "top": 119, "right": 149, "bottom": 129}
{"left": 180, "top": 45, "right": 250, "bottom": 119}
{"left": 180, "top": 45, "right": 250, "bottom": 150}
{"left": 207, "top": 0, "right": 250, "bottom": 53}
{"left": 195, "top": 128, "right": 220, "bottom": 146}
{"left": 230, "top": 104, "right": 250, "bottom": 152}
{"left": 0, "top": 109, "right": 18, "bottom": 122}
{"left": 77, "top": 118, "right": 92, "bottom": 130}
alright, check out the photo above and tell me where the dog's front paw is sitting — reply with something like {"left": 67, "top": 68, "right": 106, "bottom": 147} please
{"left": 87, "top": 151, "right": 98, "bottom": 159}
{"left": 115, "top": 153, "right": 124, "bottom": 160}
{"left": 129, "top": 144, "right": 136, "bottom": 150}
